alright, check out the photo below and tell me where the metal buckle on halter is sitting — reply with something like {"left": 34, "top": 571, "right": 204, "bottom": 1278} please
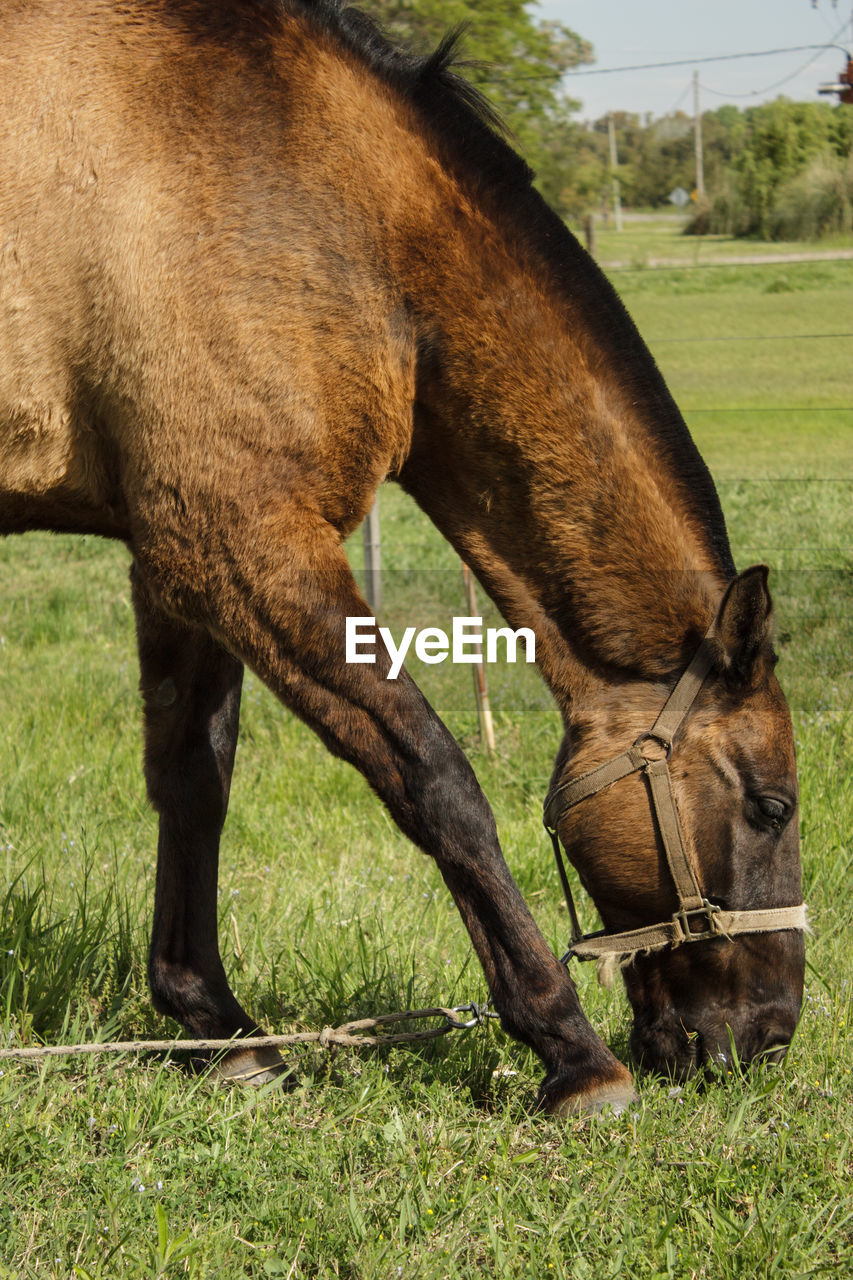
{"left": 671, "top": 898, "right": 724, "bottom": 945}
{"left": 633, "top": 730, "right": 673, "bottom": 762}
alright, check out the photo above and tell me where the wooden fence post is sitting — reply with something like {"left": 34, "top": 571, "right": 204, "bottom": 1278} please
{"left": 585, "top": 212, "right": 596, "bottom": 257}
{"left": 461, "top": 562, "right": 496, "bottom": 755}
{"left": 362, "top": 496, "right": 382, "bottom": 613}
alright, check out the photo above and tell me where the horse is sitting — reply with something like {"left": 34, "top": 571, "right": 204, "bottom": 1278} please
{"left": 0, "top": 0, "right": 806, "bottom": 1116}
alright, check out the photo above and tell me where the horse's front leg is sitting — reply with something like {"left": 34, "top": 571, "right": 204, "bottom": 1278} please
{"left": 131, "top": 568, "right": 286, "bottom": 1084}
{"left": 135, "top": 524, "right": 634, "bottom": 1115}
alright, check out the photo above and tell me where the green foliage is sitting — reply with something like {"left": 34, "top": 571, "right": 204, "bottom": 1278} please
{"left": 685, "top": 100, "right": 853, "bottom": 239}
{"left": 356, "top": 4, "right": 853, "bottom": 234}
{"left": 362, "top": 0, "right": 592, "bottom": 206}
{"left": 767, "top": 152, "right": 853, "bottom": 240}
{"left": 535, "top": 95, "right": 853, "bottom": 231}
{"left": 732, "top": 99, "right": 853, "bottom": 234}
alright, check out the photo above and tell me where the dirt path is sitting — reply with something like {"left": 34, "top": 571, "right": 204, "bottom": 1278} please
{"left": 600, "top": 249, "right": 853, "bottom": 269}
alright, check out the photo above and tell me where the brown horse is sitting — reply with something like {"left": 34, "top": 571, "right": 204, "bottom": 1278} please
{"left": 0, "top": 0, "right": 805, "bottom": 1115}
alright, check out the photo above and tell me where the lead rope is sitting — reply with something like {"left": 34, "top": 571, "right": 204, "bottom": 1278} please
{"left": 548, "top": 826, "right": 585, "bottom": 952}
{"left": 0, "top": 1004, "right": 501, "bottom": 1064}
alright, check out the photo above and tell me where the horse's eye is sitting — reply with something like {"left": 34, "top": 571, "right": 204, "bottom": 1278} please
{"left": 752, "top": 795, "right": 792, "bottom": 832}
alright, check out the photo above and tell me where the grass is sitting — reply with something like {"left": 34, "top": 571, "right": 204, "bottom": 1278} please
{"left": 0, "top": 257, "right": 851, "bottom": 1278}
{"left": 577, "top": 212, "right": 853, "bottom": 269}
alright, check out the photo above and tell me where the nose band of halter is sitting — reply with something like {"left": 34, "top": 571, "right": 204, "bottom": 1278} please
{"left": 543, "top": 623, "right": 807, "bottom": 963}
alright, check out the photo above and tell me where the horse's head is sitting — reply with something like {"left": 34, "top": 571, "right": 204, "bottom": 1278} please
{"left": 550, "top": 567, "right": 805, "bottom": 1079}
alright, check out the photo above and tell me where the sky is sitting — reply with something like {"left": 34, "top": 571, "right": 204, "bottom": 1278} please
{"left": 535, "top": 0, "right": 853, "bottom": 121}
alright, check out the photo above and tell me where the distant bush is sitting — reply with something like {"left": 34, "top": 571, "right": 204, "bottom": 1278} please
{"left": 683, "top": 100, "right": 853, "bottom": 240}
{"left": 687, "top": 152, "right": 853, "bottom": 240}
{"left": 768, "top": 153, "right": 853, "bottom": 240}
{"left": 684, "top": 179, "right": 752, "bottom": 238}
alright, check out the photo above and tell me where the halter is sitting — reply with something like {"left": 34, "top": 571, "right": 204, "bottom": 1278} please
{"left": 543, "top": 623, "right": 807, "bottom": 964}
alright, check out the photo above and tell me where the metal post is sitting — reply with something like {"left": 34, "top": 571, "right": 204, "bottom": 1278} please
{"left": 362, "top": 496, "right": 382, "bottom": 614}
{"left": 608, "top": 113, "right": 623, "bottom": 232}
{"left": 693, "top": 71, "right": 705, "bottom": 201}
{"left": 461, "top": 563, "right": 496, "bottom": 755}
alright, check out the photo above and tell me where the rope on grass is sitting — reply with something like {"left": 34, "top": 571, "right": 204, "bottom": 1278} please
{"left": 0, "top": 1004, "right": 498, "bottom": 1062}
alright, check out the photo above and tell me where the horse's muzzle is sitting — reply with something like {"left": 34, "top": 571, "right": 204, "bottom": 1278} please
{"left": 628, "top": 1004, "right": 800, "bottom": 1079}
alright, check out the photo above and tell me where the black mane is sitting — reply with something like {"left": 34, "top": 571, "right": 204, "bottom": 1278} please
{"left": 303, "top": 1, "right": 733, "bottom": 571}
{"left": 164, "top": 0, "right": 533, "bottom": 188}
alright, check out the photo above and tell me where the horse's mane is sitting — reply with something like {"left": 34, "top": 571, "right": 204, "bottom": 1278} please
{"left": 161, "top": 0, "right": 735, "bottom": 572}
{"left": 162, "top": 1, "right": 531, "bottom": 184}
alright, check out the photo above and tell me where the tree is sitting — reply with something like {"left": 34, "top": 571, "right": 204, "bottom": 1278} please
{"left": 685, "top": 99, "right": 853, "bottom": 238}
{"left": 362, "top": 0, "right": 593, "bottom": 205}
{"left": 731, "top": 99, "right": 852, "bottom": 235}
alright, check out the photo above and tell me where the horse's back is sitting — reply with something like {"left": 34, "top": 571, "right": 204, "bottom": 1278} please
{"left": 0, "top": 1, "right": 417, "bottom": 540}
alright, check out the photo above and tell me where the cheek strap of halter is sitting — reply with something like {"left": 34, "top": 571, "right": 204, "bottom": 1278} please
{"left": 543, "top": 625, "right": 807, "bottom": 963}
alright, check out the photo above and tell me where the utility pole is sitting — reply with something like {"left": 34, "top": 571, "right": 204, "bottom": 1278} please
{"left": 693, "top": 71, "right": 705, "bottom": 201}
{"left": 607, "top": 113, "right": 623, "bottom": 231}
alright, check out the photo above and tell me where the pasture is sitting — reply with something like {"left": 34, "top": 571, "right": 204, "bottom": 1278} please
{"left": 1, "top": 247, "right": 851, "bottom": 1277}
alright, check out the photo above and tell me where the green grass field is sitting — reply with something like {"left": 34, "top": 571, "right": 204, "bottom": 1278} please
{"left": 577, "top": 212, "right": 853, "bottom": 269}
{"left": 0, "top": 245, "right": 851, "bottom": 1278}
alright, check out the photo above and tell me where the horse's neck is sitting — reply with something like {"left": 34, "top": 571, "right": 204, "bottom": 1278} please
{"left": 281, "top": 36, "right": 730, "bottom": 704}
{"left": 395, "top": 205, "right": 729, "bottom": 707}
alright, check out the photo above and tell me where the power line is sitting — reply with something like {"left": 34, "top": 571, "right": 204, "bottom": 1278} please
{"left": 665, "top": 78, "right": 693, "bottom": 116}
{"left": 701, "top": 16, "right": 850, "bottom": 98}
{"left": 472, "top": 43, "right": 846, "bottom": 86}
{"left": 560, "top": 42, "right": 848, "bottom": 78}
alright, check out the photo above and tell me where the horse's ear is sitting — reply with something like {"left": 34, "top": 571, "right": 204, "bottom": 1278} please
{"left": 714, "top": 565, "right": 774, "bottom": 683}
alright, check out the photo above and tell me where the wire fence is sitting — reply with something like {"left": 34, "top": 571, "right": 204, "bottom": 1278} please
{"left": 352, "top": 294, "right": 852, "bottom": 737}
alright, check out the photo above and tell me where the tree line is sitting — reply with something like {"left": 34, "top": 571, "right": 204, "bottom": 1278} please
{"left": 563, "top": 100, "right": 853, "bottom": 240}
{"left": 363, "top": 0, "right": 853, "bottom": 240}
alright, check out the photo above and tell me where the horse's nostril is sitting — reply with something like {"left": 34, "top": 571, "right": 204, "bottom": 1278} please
{"left": 751, "top": 1021, "right": 794, "bottom": 1064}
{"left": 757, "top": 1037, "right": 790, "bottom": 1066}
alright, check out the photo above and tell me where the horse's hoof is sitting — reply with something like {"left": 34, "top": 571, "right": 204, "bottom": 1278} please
{"left": 538, "top": 1065, "right": 638, "bottom": 1117}
{"left": 550, "top": 1078, "right": 638, "bottom": 1117}
{"left": 204, "top": 1045, "right": 295, "bottom": 1088}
